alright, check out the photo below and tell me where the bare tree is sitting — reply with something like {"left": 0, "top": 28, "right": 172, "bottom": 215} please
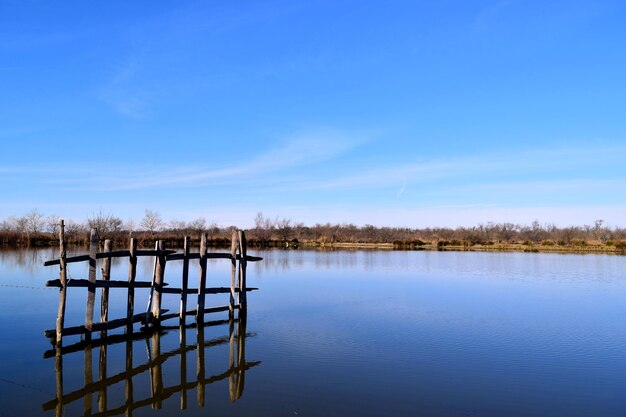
{"left": 141, "top": 210, "right": 163, "bottom": 237}
{"left": 207, "top": 221, "right": 220, "bottom": 239}
{"left": 168, "top": 219, "right": 187, "bottom": 230}
{"left": 65, "top": 219, "right": 86, "bottom": 236}
{"left": 25, "top": 208, "right": 45, "bottom": 235}
{"left": 109, "top": 216, "right": 123, "bottom": 233}
{"left": 124, "top": 218, "right": 136, "bottom": 233}
{"left": 168, "top": 219, "right": 187, "bottom": 237}
{"left": 85, "top": 211, "right": 123, "bottom": 238}
{"left": 10, "top": 215, "right": 28, "bottom": 241}
{"left": 275, "top": 217, "right": 292, "bottom": 242}
{"left": 253, "top": 212, "right": 274, "bottom": 243}
{"left": 292, "top": 221, "right": 306, "bottom": 241}
{"left": 87, "top": 210, "right": 112, "bottom": 235}
{"left": 0, "top": 219, "right": 12, "bottom": 233}
{"left": 47, "top": 214, "right": 61, "bottom": 236}
{"left": 594, "top": 219, "right": 609, "bottom": 242}
{"left": 188, "top": 217, "right": 207, "bottom": 233}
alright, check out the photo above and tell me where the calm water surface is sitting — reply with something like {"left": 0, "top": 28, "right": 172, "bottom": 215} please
{"left": 0, "top": 248, "right": 625, "bottom": 416}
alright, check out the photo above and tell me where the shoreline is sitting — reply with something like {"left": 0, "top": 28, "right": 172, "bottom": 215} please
{"left": 2, "top": 239, "right": 623, "bottom": 256}
{"left": 300, "top": 241, "right": 625, "bottom": 255}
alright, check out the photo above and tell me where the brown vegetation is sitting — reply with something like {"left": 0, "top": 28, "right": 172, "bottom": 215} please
{"left": 1, "top": 210, "right": 625, "bottom": 254}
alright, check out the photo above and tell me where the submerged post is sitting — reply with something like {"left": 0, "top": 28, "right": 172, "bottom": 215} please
{"left": 55, "top": 220, "right": 67, "bottom": 345}
{"left": 229, "top": 230, "right": 238, "bottom": 315}
{"left": 238, "top": 230, "right": 247, "bottom": 307}
{"left": 146, "top": 241, "right": 159, "bottom": 326}
{"left": 126, "top": 237, "right": 137, "bottom": 334}
{"left": 85, "top": 228, "right": 99, "bottom": 335}
{"left": 151, "top": 240, "right": 166, "bottom": 322}
{"left": 196, "top": 233, "right": 208, "bottom": 321}
{"left": 179, "top": 236, "right": 190, "bottom": 322}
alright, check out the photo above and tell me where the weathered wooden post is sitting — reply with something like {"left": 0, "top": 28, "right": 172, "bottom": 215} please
{"left": 126, "top": 238, "right": 137, "bottom": 334}
{"left": 55, "top": 220, "right": 67, "bottom": 345}
{"left": 179, "top": 236, "right": 190, "bottom": 322}
{"left": 238, "top": 230, "right": 248, "bottom": 307}
{"left": 229, "top": 230, "right": 238, "bottom": 315}
{"left": 151, "top": 240, "right": 166, "bottom": 323}
{"left": 196, "top": 233, "right": 208, "bottom": 321}
{"left": 100, "top": 239, "right": 112, "bottom": 337}
{"left": 85, "top": 228, "right": 100, "bottom": 336}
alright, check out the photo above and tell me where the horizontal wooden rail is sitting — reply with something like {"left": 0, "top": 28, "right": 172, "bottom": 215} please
{"left": 166, "top": 253, "right": 262, "bottom": 261}
{"left": 44, "top": 309, "right": 169, "bottom": 339}
{"left": 44, "top": 249, "right": 177, "bottom": 266}
{"left": 159, "top": 287, "right": 257, "bottom": 295}
{"left": 44, "top": 250, "right": 261, "bottom": 266}
{"left": 45, "top": 279, "right": 162, "bottom": 289}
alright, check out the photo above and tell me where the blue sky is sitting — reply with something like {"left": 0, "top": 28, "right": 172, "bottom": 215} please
{"left": 1, "top": 0, "right": 625, "bottom": 227}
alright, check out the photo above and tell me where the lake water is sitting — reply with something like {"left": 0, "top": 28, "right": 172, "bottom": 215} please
{"left": 1, "top": 248, "right": 626, "bottom": 416}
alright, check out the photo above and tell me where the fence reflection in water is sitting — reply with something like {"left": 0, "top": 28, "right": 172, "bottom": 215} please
{"left": 42, "top": 310, "right": 259, "bottom": 417}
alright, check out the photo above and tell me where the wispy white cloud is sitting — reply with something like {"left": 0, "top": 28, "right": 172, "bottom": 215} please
{"left": 396, "top": 176, "right": 407, "bottom": 198}
{"left": 293, "top": 142, "right": 626, "bottom": 192}
{"left": 44, "top": 129, "right": 360, "bottom": 191}
{"left": 3, "top": 138, "right": 624, "bottom": 227}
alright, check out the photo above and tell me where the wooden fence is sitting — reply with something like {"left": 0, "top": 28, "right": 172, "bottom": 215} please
{"left": 41, "top": 220, "right": 262, "bottom": 416}
{"left": 44, "top": 220, "right": 261, "bottom": 346}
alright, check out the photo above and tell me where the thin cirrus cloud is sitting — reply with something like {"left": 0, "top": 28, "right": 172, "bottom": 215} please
{"left": 47, "top": 133, "right": 360, "bottom": 191}
{"left": 292, "top": 142, "right": 626, "bottom": 194}
{"left": 11, "top": 138, "right": 625, "bottom": 217}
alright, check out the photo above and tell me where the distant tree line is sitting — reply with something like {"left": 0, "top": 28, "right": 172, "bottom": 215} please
{"left": 0, "top": 209, "right": 229, "bottom": 248}
{"left": 1, "top": 209, "right": 625, "bottom": 249}
{"left": 250, "top": 213, "right": 626, "bottom": 249}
